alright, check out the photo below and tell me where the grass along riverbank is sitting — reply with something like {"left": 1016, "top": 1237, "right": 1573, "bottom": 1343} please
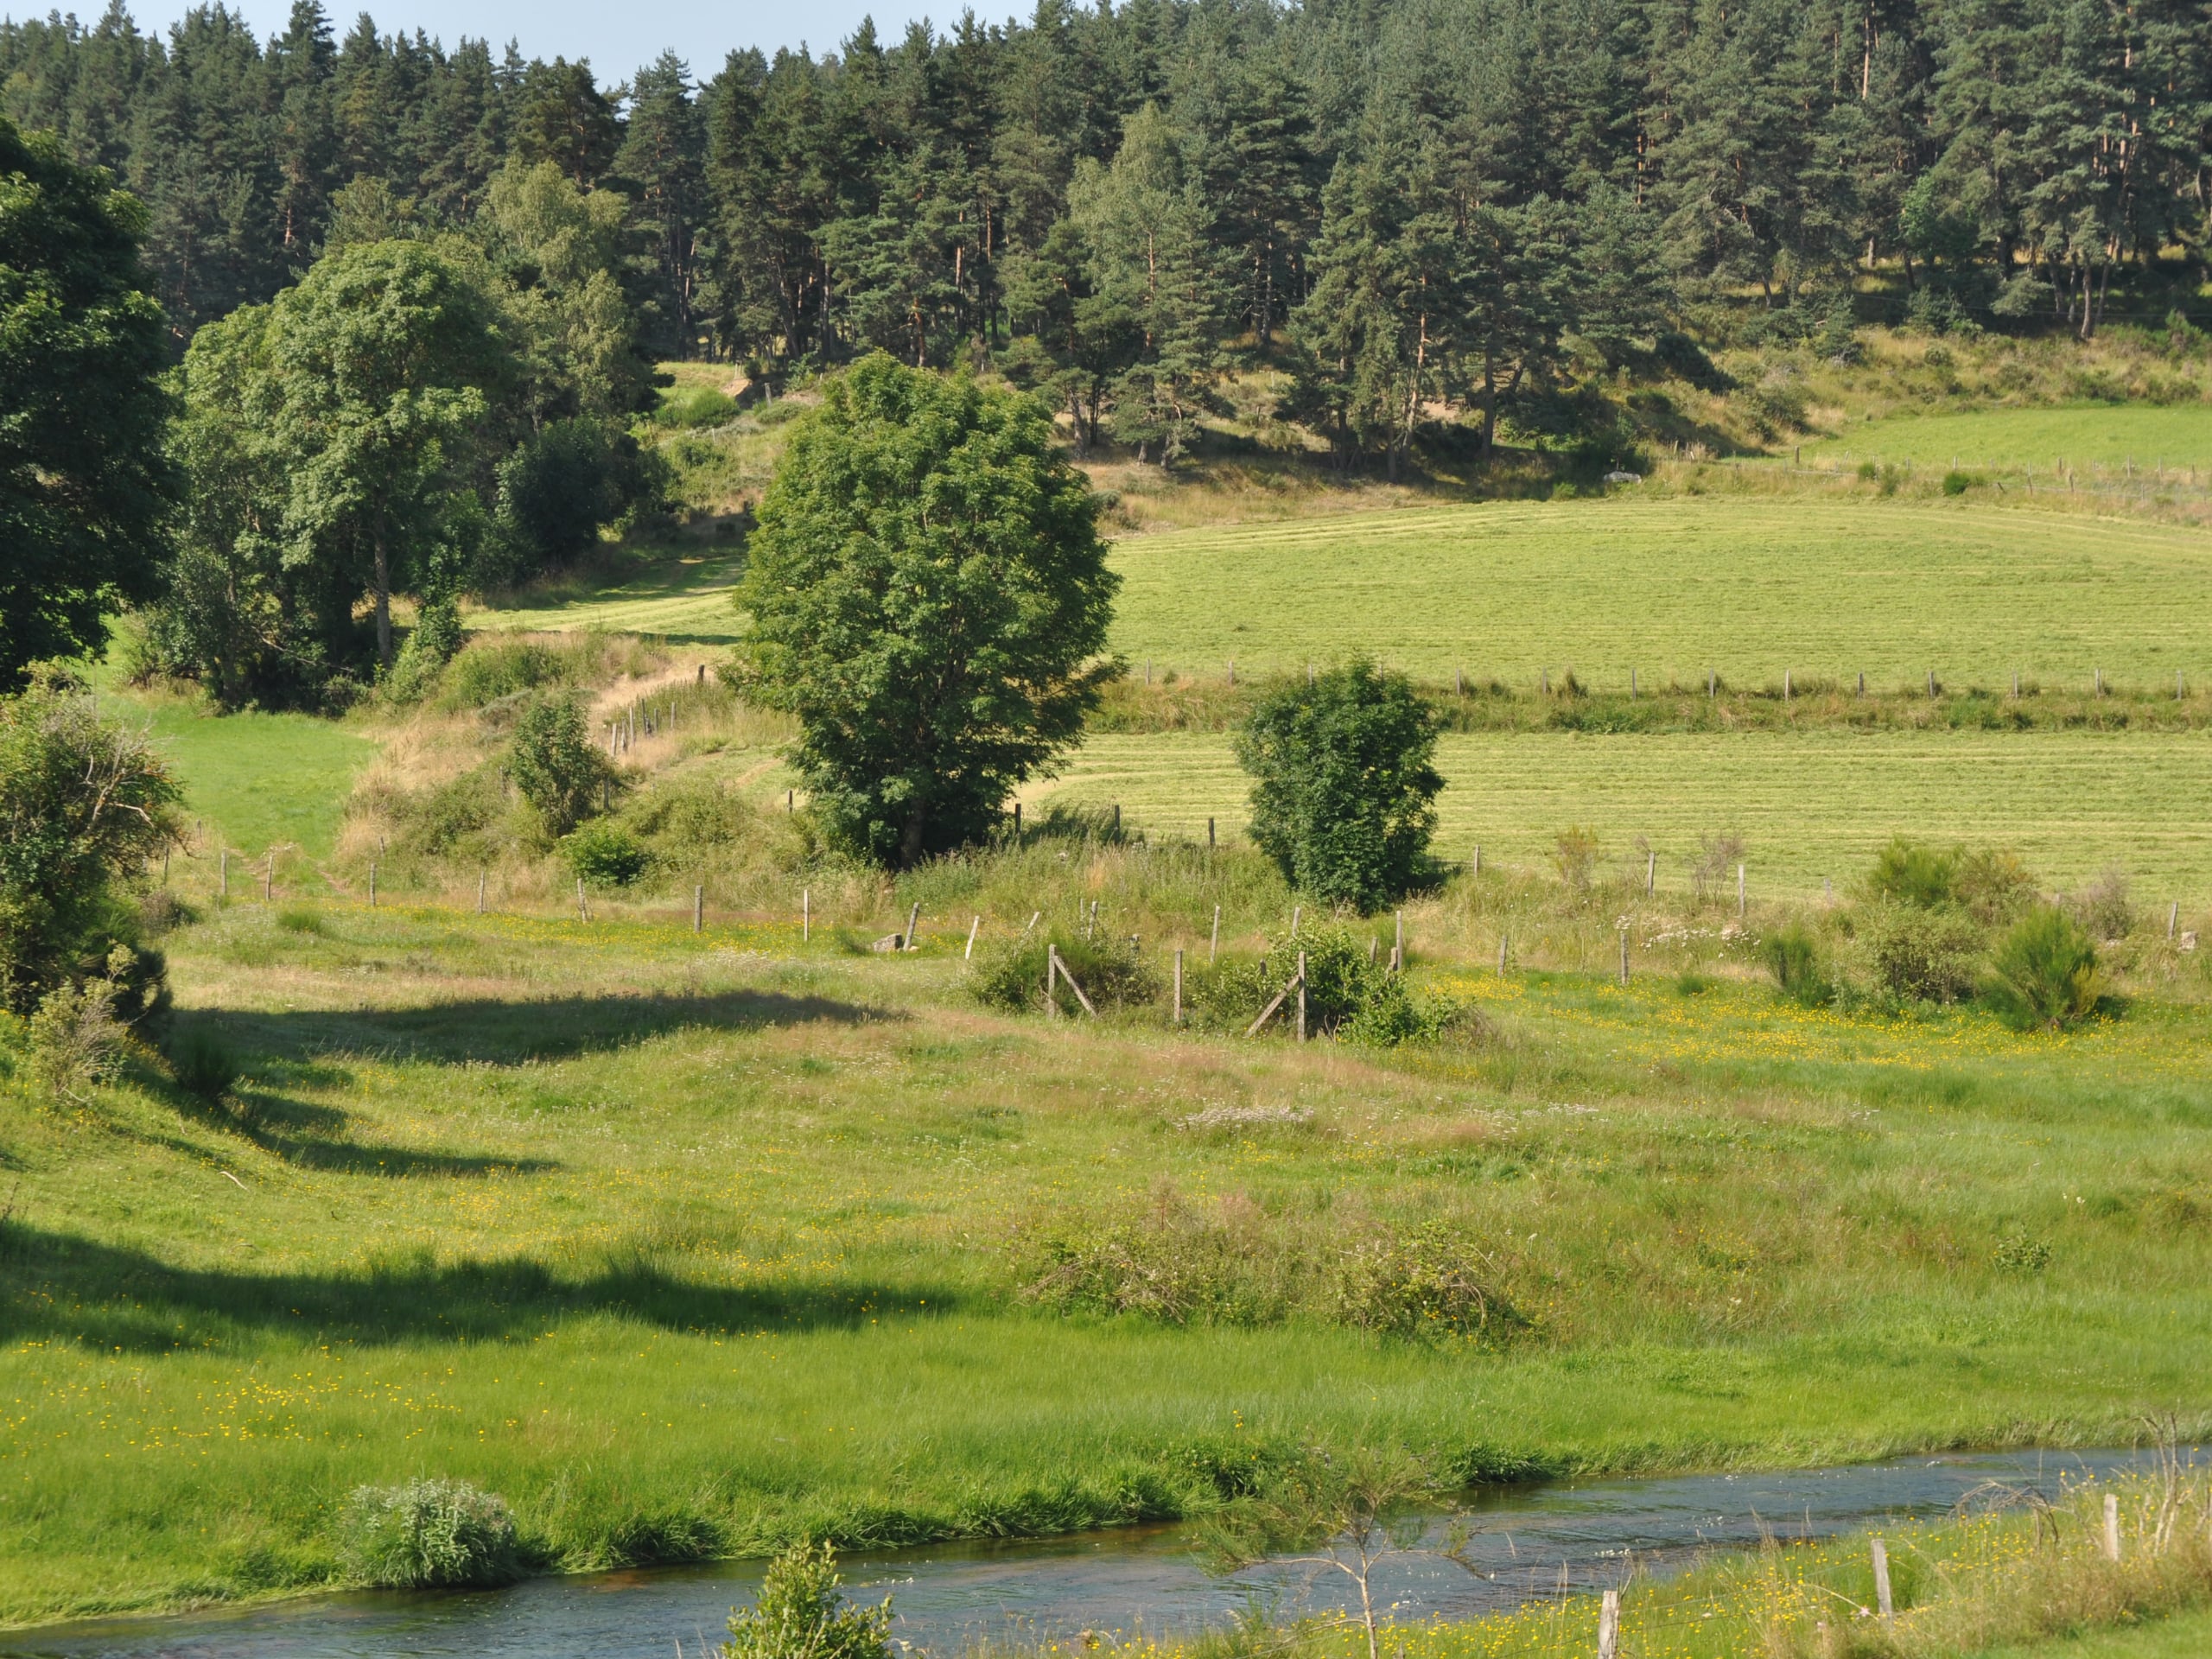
{"left": 4, "top": 888, "right": 2212, "bottom": 1626}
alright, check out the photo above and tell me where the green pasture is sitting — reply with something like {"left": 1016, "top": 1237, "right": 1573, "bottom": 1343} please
{"left": 1976, "top": 1613, "right": 2212, "bottom": 1659}
{"left": 5, "top": 898, "right": 2212, "bottom": 1624}
{"left": 1027, "top": 728, "right": 2212, "bottom": 901}
{"left": 1802, "top": 405, "right": 2212, "bottom": 474}
{"left": 1105, "top": 499, "right": 2212, "bottom": 689}
{"left": 468, "top": 549, "right": 746, "bottom": 643}
{"left": 103, "top": 691, "right": 374, "bottom": 872}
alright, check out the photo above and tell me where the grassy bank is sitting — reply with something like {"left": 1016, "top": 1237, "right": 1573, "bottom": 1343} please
{"left": 4, "top": 886, "right": 2212, "bottom": 1625}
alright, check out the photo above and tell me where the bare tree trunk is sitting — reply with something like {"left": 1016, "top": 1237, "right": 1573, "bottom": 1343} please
{"left": 372, "top": 534, "right": 393, "bottom": 671}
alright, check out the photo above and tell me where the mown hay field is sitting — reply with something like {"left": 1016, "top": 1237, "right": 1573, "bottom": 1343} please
{"left": 1801, "top": 404, "right": 2212, "bottom": 473}
{"left": 1025, "top": 729, "right": 2212, "bottom": 899}
{"left": 1105, "top": 499, "right": 2212, "bottom": 689}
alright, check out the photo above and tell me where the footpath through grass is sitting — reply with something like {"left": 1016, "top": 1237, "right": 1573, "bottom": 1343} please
{"left": 4, "top": 898, "right": 2212, "bottom": 1625}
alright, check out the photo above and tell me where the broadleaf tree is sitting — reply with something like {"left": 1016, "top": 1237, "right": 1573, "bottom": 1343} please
{"left": 0, "top": 115, "right": 173, "bottom": 690}
{"left": 735, "top": 353, "right": 1118, "bottom": 868}
{"left": 1236, "top": 658, "right": 1443, "bottom": 912}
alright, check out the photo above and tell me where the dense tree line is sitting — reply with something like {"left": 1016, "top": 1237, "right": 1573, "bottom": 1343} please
{"left": 7, "top": 0, "right": 2206, "bottom": 460}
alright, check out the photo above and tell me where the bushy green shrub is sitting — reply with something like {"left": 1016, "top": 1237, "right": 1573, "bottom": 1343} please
{"left": 970, "top": 927, "right": 1158, "bottom": 1015}
{"left": 724, "top": 1540, "right": 892, "bottom": 1659}
{"left": 0, "top": 673, "right": 181, "bottom": 1017}
{"left": 389, "top": 765, "right": 507, "bottom": 858}
{"left": 1236, "top": 659, "right": 1442, "bottom": 912}
{"left": 562, "top": 820, "right": 649, "bottom": 888}
{"left": 339, "top": 1478, "right": 523, "bottom": 1588}
{"left": 443, "top": 639, "right": 570, "bottom": 709}
{"left": 168, "top": 1023, "right": 240, "bottom": 1100}
{"left": 1333, "top": 1218, "right": 1525, "bottom": 1342}
{"left": 509, "top": 696, "right": 612, "bottom": 836}
{"left": 383, "top": 598, "right": 466, "bottom": 703}
{"left": 1954, "top": 847, "right": 2037, "bottom": 925}
{"left": 656, "top": 385, "right": 738, "bottom": 429}
{"left": 1760, "top": 921, "right": 1830, "bottom": 1006}
{"left": 1982, "top": 906, "right": 2101, "bottom": 1031}
{"left": 28, "top": 971, "right": 125, "bottom": 1097}
{"left": 1858, "top": 899, "right": 1984, "bottom": 1004}
{"left": 1867, "top": 836, "right": 1959, "bottom": 907}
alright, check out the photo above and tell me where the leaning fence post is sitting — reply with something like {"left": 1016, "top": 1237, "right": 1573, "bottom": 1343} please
{"left": 906, "top": 900, "right": 920, "bottom": 951}
{"left": 965, "top": 915, "right": 981, "bottom": 959}
{"left": 1211, "top": 904, "right": 1221, "bottom": 964}
{"left": 1173, "top": 948, "right": 1185, "bottom": 1025}
{"left": 1871, "top": 1536, "right": 1894, "bottom": 1621}
{"left": 2104, "top": 1493, "right": 2122, "bottom": 1560}
{"left": 2171, "top": 901, "right": 2181, "bottom": 940}
{"left": 1290, "top": 905, "right": 1301, "bottom": 939}
{"left": 1645, "top": 851, "right": 1655, "bottom": 896}
{"left": 1597, "top": 1588, "right": 1620, "bottom": 1659}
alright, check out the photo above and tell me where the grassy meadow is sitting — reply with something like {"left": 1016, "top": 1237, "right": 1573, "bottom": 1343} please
{"left": 6, "top": 886, "right": 2212, "bottom": 1627}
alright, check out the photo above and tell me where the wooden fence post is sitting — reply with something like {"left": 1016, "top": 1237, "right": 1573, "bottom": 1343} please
{"left": 1498, "top": 931, "right": 1508, "bottom": 974}
{"left": 1871, "top": 1536, "right": 1894, "bottom": 1621}
{"left": 1394, "top": 910, "right": 1404, "bottom": 973}
{"left": 1208, "top": 816, "right": 1216, "bottom": 848}
{"left": 1296, "top": 951, "right": 1307, "bottom": 1042}
{"left": 576, "top": 878, "right": 588, "bottom": 923}
{"left": 1173, "top": 949, "right": 1184, "bottom": 1025}
{"left": 369, "top": 862, "right": 377, "bottom": 908}
{"left": 1290, "top": 905, "right": 1301, "bottom": 939}
{"left": 965, "top": 916, "right": 981, "bottom": 959}
{"left": 1597, "top": 1589, "right": 1620, "bottom": 1659}
{"left": 1857, "top": 671, "right": 1866, "bottom": 696}
{"left": 1211, "top": 904, "right": 1221, "bottom": 964}
{"left": 906, "top": 901, "right": 921, "bottom": 951}
{"left": 803, "top": 887, "right": 810, "bottom": 942}
{"left": 1646, "top": 851, "right": 1655, "bottom": 896}
{"left": 694, "top": 885, "right": 703, "bottom": 934}
{"left": 2171, "top": 901, "right": 2180, "bottom": 940}
{"left": 264, "top": 857, "right": 272, "bottom": 902}
{"left": 1618, "top": 929, "right": 1629, "bottom": 987}
{"left": 1472, "top": 844, "right": 1481, "bottom": 876}
{"left": 2104, "top": 1493, "right": 2121, "bottom": 1560}
{"left": 1738, "top": 862, "right": 1746, "bottom": 918}
{"left": 478, "top": 870, "right": 486, "bottom": 914}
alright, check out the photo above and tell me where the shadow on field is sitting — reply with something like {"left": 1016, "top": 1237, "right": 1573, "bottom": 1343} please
{"left": 0, "top": 1222, "right": 968, "bottom": 1351}
{"left": 190, "top": 985, "right": 894, "bottom": 1066}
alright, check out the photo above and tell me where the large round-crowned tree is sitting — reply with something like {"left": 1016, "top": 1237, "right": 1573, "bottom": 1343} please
{"left": 0, "top": 117, "right": 173, "bottom": 690}
{"left": 736, "top": 355, "right": 1117, "bottom": 867}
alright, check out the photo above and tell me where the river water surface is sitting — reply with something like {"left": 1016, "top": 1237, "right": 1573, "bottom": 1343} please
{"left": 3, "top": 1448, "right": 2158, "bottom": 1659}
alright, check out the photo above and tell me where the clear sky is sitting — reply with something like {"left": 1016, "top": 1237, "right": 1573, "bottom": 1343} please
{"left": 118, "top": 0, "right": 957, "bottom": 84}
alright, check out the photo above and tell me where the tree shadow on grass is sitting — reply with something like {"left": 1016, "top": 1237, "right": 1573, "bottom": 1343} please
{"left": 0, "top": 1222, "right": 974, "bottom": 1351}
{"left": 185, "top": 985, "right": 898, "bottom": 1068}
